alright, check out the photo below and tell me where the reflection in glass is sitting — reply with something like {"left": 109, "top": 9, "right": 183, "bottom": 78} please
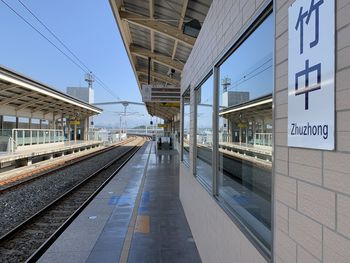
{"left": 196, "top": 75, "right": 213, "bottom": 187}
{"left": 218, "top": 14, "right": 273, "bottom": 250}
{"left": 182, "top": 89, "right": 190, "bottom": 164}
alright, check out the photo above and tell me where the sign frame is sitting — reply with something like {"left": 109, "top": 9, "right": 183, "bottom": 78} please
{"left": 287, "top": 0, "right": 335, "bottom": 150}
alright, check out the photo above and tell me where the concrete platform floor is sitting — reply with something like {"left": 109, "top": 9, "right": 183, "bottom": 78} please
{"left": 38, "top": 141, "right": 201, "bottom": 263}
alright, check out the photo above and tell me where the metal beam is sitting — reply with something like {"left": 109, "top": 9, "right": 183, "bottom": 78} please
{"left": 0, "top": 84, "right": 20, "bottom": 92}
{"left": 138, "top": 69, "right": 180, "bottom": 86}
{"left": 15, "top": 94, "right": 48, "bottom": 111}
{"left": 172, "top": 0, "right": 189, "bottom": 59}
{"left": 149, "top": 0, "right": 155, "bottom": 52}
{"left": 130, "top": 45, "right": 184, "bottom": 72}
{"left": 149, "top": 0, "right": 155, "bottom": 83}
{"left": 93, "top": 101, "right": 145, "bottom": 106}
{"left": 119, "top": 10, "right": 196, "bottom": 47}
{"left": 0, "top": 91, "right": 37, "bottom": 106}
{"left": 147, "top": 105, "right": 173, "bottom": 119}
{"left": 32, "top": 100, "right": 65, "bottom": 113}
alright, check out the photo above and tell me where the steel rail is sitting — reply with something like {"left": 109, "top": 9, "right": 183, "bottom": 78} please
{"left": 0, "top": 137, "right": 135, "bottom": 193}
{"left": 0, "top": 138, "right": 146, "bottom": 263}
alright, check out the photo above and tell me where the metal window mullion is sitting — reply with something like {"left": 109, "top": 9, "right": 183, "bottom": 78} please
{"left": 180, "top": 96, "right": 184, "bottom": 161}
{"left": 193, "top": 88, "right": 197, "bottom": 176}
{"left": 212, "top": 66, "right": 219, "bottom": 196}
{"left": 271, "top": 1, "right": 276, "bottom": 261}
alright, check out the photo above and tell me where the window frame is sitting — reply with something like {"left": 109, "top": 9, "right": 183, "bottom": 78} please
{"left": 180, "top": 1, "right": 274, "bottom": 260}
{"left": 212, "top": 4, "right": 274, "bottom": 259}
{"left": 181, "top": 86, "right": 191, "bottom": 166}
{"left": 193, "top": 71, "right": 213, "bottom": 191}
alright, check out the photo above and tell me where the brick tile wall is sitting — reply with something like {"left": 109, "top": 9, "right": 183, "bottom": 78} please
{"left": 274, "top": 0, "right": 350, "bottom": 262}
{"left": 180, "top": 0, "right": 350, "bottom": 262}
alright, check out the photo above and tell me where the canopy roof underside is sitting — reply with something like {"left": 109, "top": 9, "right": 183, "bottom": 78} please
{"left": 0, "top": 66, "right": 102, "bottom": 120}
{"left": 110, "top": 0, "right": 212, "bottom": 120}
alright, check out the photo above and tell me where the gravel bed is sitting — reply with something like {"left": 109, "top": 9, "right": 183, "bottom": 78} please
{"left": 0, "top": 139, "right": 141, "bottom": 237}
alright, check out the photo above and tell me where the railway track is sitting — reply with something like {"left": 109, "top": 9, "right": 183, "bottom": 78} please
{"left": 0, "top": 137, "right": 136, "bottom": 191}
{"left": 0, "top": 137, "right": 146, "bottom": 263}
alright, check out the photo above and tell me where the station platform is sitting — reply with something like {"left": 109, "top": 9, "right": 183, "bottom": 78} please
{"left": 219, "top": 142, "right": 272, "bottom": 162}
{"left": 219, "top": 142, "right": 271, "bottom": 156}
{"left": 38, "top": 141, "right": 201, "bottom": 263}
{"left": 0, "top": 140, "right": 102, "bottom": 170}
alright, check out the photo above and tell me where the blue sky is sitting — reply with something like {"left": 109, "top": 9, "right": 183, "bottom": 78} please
{"left": 0, "top": 0, "right": 153, "bottom": 128}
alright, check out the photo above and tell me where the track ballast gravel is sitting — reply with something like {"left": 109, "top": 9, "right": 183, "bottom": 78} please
{"left": 0, "top": 140, "right": 139, "bottom": 237}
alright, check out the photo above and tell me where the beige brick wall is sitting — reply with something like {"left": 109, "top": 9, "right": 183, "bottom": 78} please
{"left": 274, "top": 0, "right": 350, "bottom": 262}
{"left": 180, "top": 0, "right": 271, "bottom": 262}
{"left": 180, "top": 163, "right": 266, "bottom": 263}
{"left": 180, "top": 0, "right": 350, "bottom": 262}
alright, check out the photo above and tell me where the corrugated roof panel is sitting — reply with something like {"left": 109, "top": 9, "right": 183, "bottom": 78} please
{"left": 154, "top": 32, "right": 175, "bottom": 57}
{"left": 154, "top": 0, "right": 182, "bottom": 27}
{"left": 129, "top": 24, "right": 151, "bottom": 50}
{"left": 138, "top": 74, "right": 149, "bottom": 83}
{"left": 153, "top": 62, "right": 169, "bottom": 75}
{"left": 185, "top": 0, "right": 212, "bottom": 22}
{"left": 123, "top": 0, "right": 149, "bottom": 17}
{"left": 153, "top": 62, "right": 180, "bottom": 81}
{"left": 111, "top": 0, "right": 214, "bottom": 119}
{"left": 136, "top": 56, "right": 149, "bottom": 69}
{"left": 174, "top": 42, "right": 191, "bottom": 63}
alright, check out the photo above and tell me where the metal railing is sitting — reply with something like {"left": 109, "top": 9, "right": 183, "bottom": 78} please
{"left": 1, "top": 129, "right": 12, "bottom": 152}
{"left": 10, "top": 129, "right": 65, "bottom": 151}
{"left": 254, "top": 133, "right": 272, "bottom": 147}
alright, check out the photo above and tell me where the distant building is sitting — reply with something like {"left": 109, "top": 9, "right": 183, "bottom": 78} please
{"left": 66, "top": 87, "right": 94, "bottom": 104}
{"left": 222, "top": 91, "right": 250, "bottom": 107}
{"left": 221, "top": 77, "right": 249, "bottom": 107}
{"left": 66, "top": 86, "right": 95, "bottom": 136}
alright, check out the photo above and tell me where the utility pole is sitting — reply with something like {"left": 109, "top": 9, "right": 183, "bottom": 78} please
{"left": 85, "top": 72, "right": 94, "bottom": 88}
{"left": 85, "top": 72, "right": 95, "bottom": 137}
{"left": 119, "top": 115, "right": 122, "bottom": 140}
{"left": 122, "top": 102, "right": 129, "bottom": 135}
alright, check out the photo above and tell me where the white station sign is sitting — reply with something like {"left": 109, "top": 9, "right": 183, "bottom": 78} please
{"left": 288, "top": 0, "right": 335, "bottom": 150}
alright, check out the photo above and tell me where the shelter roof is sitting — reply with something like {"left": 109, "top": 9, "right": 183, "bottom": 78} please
{"left": 0, "top": 66, "right": 102, "bottom": 120}
{"left": 110, "top": 0, "right": 212, "bottom": 120}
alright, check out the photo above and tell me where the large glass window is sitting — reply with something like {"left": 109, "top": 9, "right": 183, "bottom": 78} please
{"left": 182, "top": 88, "right": 190, "bottom": 164}
{"left": 195, "top": 74, "right": 213, "bottom": 187}
{"left": 217, "top": 14, "right": 273, "bottom": 250}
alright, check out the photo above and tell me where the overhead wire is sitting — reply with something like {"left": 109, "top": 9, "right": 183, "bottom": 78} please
{"left": 0, "top": 0, "right": 88, "bottom": 74}
{"left": 226, "top": 57, "right": 273, "bottom": 92}
{"left": 17, "top": 0, "right": 91, "bottom": 73}
{"left": 19, "top": 0, "right": 121, "bottom": 100}
{"left": 1, "top": 0, "right": 120, "bottom": 100}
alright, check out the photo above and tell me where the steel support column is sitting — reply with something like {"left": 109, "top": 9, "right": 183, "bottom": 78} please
{"left": 74, "top": 123, "right": 77, "bottom": 142}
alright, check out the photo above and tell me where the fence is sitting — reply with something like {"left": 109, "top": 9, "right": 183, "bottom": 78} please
{"left": 8, "top": 129, "right": 65, "bottom": 152}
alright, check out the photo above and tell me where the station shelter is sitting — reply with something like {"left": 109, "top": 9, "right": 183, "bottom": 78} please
{"left": 111, "top": 0, "right": 350, "bottom": 262}
{"left": 0, "top": 66, "right": 102, "bottom": 153}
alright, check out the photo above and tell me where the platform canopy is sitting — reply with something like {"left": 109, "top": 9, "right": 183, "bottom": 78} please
{"left": 219, "top": 95, "right": 273, "bottom": 120}
{"left": 110, "top": 0, "right": 212, "bottom": 120}
{"left": 0, "top": 66, "right": 102, "bottom": 121}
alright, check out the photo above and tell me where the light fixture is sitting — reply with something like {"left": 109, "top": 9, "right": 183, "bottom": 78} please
{"left": 183, "top": 19, "right": 201, "bottom": 38}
